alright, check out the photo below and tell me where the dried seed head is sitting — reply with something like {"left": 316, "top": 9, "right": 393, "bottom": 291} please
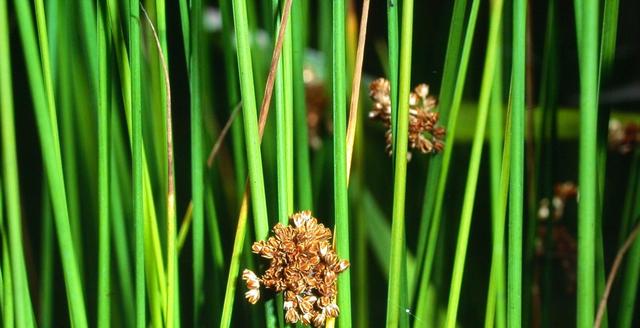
{"left": 609, "top": 119, "right": 640, "bottom": 154}
{"left": 243, "top": 211, "right": 349, "bottom": 327}
{"left": 368, "top": 77, "right": 445, "bottom": 159}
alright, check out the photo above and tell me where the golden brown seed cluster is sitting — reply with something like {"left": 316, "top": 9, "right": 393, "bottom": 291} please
{"left": 242, "top": 211, "right": 349, "bottom": 327}
{"left": 608, "top": 119, "right": 640, "bottom": 154}
{"left": 369, "top": 77, "right": 445, "bottom": 160}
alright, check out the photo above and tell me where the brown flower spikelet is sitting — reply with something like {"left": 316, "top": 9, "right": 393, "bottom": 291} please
{"left": 369, "top": 77, "right": 445, "bottom": 160}
{"left": 242, "top": 211, "right": 349, "bottom": 327}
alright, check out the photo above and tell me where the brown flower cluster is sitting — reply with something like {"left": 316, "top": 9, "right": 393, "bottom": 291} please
{"left": 242, "top": 211, "right": 349, "bottom": 327}
{"left": 609, "top": 119, "right": 640, "bottom": 154}
{"left": 369, "top": 77, "right": 445, "bottom": 160}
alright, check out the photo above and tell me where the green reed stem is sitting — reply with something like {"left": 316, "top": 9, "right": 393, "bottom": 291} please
{"left": 385, "top": 0, "right": 414, "bottom": 326}
{"left": 189, "top": 0, "right": 205, "bottom": 323}
{"left": 129, "top": 0, "right": 145, "bottom": 325}
{"left": 484, "top": 16, "right": 506, "bottom": 328}
{"left": 232, "top": 0, "right": 269, "bottom": 243}
{"left": 508, "top": 0, "right": 526, "bottom": 325}
{"left": 485, "top": 103, "right": 512, "bottom": 328}
{"left": 97, "top": 1, "right": 111, "bottom": 326}
{"left": 574, "top": 0, "right": 598, "bottom": 325}
{"left": 110, "top": 111, "right": 136, "bottom": 327}
{"left": 386, "top": 0, "right": 399, "bottom": 154}
{"left": 0, "top": 190, "right": 15, "bottom": 327}
{"left": 292, "top": 0, "right": 313, "bottom": 210}
{"left": 333, "top": 0, "right": 352, "bottom": 324}
{"left": 38, "top": 183, "right": 54, "bottom": 326}
{"left": 275, "top": 0, "right": 294, "bottom": 223}
{"left": 220, "top": 195, "right": 249, "bottom": 328}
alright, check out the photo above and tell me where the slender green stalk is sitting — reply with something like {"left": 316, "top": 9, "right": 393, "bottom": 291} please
{"left": 386, "top": 0, "right": 399, "bottom": 157}
{"left": 97, "top": 0, "right": 111, "bottom": 326}
{"left": 231, "top": 0, "right": 273, "bottom": 325}
{"left": 0, "top": 0, "right": 35, "bottom": 325}
{"left": 292, "top": 0, "right": 313, "bottom": 210}
{"left": 485, "top": 105, "right": 512, "bottom": 328}
{"left": 178, "top": 0, "right": 190, "bottom": 63}
{"left": 38, "top": 183, "right": 54, "bottom": 326}
{"left": 415, "top": 0, "right": 481, "bottom": 320}
{"left": 444, "top": 0, "right": 504, "bottom": 323}
{"left": 509, "top": 0, "right": 527, "bottom": 325}
{"left": 110, "top": 110, "right": 135, "bottom": 327}
{"left": 275, "top": 0, "right": 294, "bottom": 224}
{"left": 485, "top": 15, "right": 506, "bottom": 328}
{"left": 232, "top": 0, "right": 269, "bottom": 245}
{"left": 574, "top": 0, "right": 598, "bottom": 325}
{"left": 0, "top": 201, "right": 15, "bottom": 327}
{"left": 0, "top": 178, "right": 15, "bottom": 326}
{"left": 385, "top": 0, "right": 414, "bottom": 326}
{"left": 189, "top": 0, "right": 205, "bottom": 323}
{"left": 332, "top": 0, "right": 352, "bottom": 324}
{"left": 129, "top": 0, "right": 145, "bottom": 326}
{"left": 220, "top": 195, "right": 249, "bottom": 327}
{"left": 220, "top": 0, "right": 246, "bottom": 200}
{"left": 14, "top": 0, "right": 87, "bottom": 325}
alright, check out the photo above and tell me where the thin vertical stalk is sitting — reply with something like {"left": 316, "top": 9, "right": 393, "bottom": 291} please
{"left": 484, "top": 10, "right": 506, "bottom": 326}
{"left": 275, "top": 0, "right": 294, "bottom": 224}
{"left": 0, "top": 0, "right": 35, "bottom": 325}
{"left": 292, "top": 0, "right": 313, "bottom": 210}
{"left": 485, "top": 106, "right": 512, "bottom": 328}
{"left": 386, "top": 0, "right": 399, "bottom": 157}
{"left": 38, "top": 183, "right": 54, "bottom": 326}
{"left": 232, "top": 0, "right": 269, "bottom": 244}
{"left": 509, "top": 0, "right": 527, "bottom": 325}
{"left": 110, "top": 109, "right": 136, "bottom": 327}
{"left": 129, "top": 0, "right": 145, "bottom": 325}
{"left": 220, "top": 0, "right": 246, "bottom": 200}
{"left": 97, "top": 0, "right": 111, "bottom": 326}
{"left": 190, "top": 0, "right": 204, "bottom": 323}
{"left": 574, "top": 0, "right": 598, "bottom": 325}
{"left": 332, "top": 0, "right": 352, "bottom": 324}
{"left": 0, "top": 196, "right": 15, "bottom": 328}
{"left": 385, "top": 0, "right": 414, "bottom": 326}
